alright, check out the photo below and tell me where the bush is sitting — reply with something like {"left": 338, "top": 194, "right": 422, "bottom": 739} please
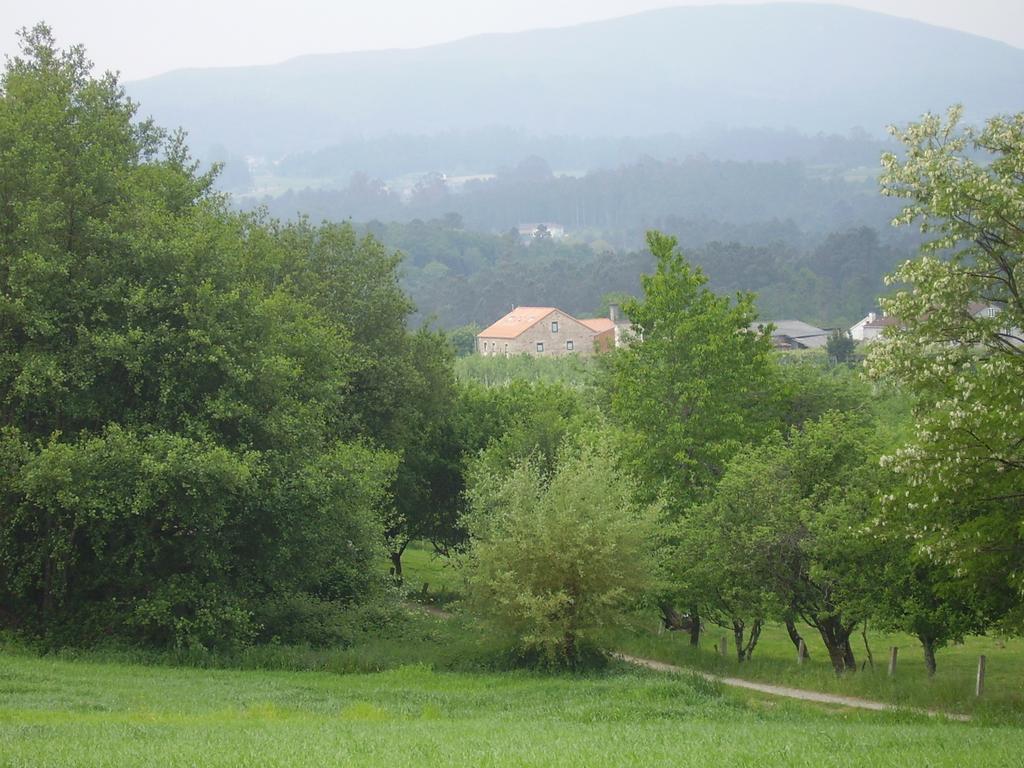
{"left": 463, "top": 440, "right": 662, "bottom": 666}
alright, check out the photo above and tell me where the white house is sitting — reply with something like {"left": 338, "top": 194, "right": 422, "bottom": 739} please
{"left": 850, "top": 311, "right": 901, "bottom": 342}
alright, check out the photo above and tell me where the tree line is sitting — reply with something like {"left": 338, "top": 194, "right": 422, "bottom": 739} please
{"left": 1, "top": 28, "right": 1020, "bottom": 674}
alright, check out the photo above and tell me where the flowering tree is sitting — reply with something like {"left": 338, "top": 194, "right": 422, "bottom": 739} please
{"left": 868, "top": 107, "right": 1024, "bottom": 628}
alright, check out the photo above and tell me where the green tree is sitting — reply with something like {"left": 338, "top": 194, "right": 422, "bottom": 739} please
{"left": 609, "top": 231, "right": 777, "bottom": 505}
{"left": 826, "top": 329, "right": 856, "bottom": 363}
{"left": 0, "top": 26, "right": 399, "bottom": 648}
{"left": 463, "top": 440, "right": 662, "bottom": 665}
{"left": 868, "top": 107, "right": 1024, "bottom": 629}
{"left": 683, "top": 414, "right": 885, "bottom": 673}
{"left": 607, "top": 231, "right": 777, "bottom": 642}
{"left": 447, "top": 323, "right": 481, "bottom": 357}
{"left": 385, "top": 327, "right": 463, "bottom": 576}
{"left": 872, "top": 550, "right": 987, "bottom": 676}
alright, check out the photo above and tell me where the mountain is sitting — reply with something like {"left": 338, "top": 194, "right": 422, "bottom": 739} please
{"left": 126, "top": 3, "right": 1024, "bottom": 159}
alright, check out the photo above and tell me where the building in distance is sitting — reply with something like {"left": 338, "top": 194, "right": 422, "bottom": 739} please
{"left": 477, "top": 305, "right": 630, "bottom": 356}
{"left": 750, "top": 320, "right": 830, "bottom": 350}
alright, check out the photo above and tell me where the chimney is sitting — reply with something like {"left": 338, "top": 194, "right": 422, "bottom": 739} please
{"left": 609, "top": 303, "right": 620, "bottom": 323}
{"left": 868, "top": 312, "right": 877, "bottom": 323}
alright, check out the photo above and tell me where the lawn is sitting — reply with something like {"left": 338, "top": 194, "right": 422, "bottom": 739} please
{"left": 3, "top": 648, "right": 1023, "bottom": 767}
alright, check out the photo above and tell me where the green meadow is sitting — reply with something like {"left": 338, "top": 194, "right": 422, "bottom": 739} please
{"left": 1, "top": 544, "right": 1021, "bottom": 767}
{"left": 402, "top": 543, "right": 1024, "bottom": 720}
{"left": 3, "top": 647, "right": 1023, "bottom": 768}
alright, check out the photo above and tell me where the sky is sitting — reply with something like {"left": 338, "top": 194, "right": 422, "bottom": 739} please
{"left": 2, "top": 0, "right": 1022, "bottom": 81}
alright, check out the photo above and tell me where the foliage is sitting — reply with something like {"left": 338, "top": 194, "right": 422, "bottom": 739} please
{"left": 868, "top": 107, "right": 1024, "bottom": 630}
{"left": 872, "top": 551, "right": 988, "bottom": 676}
{"left": 447, "top": 323, "right": 482, "bottom": 356}
{"left": 463, "top": 442, "right": 662, "bottom": 665}
{"left": 336, "top": 216, "right": 913, "bottom": 331}
{"left": 680, "top": 413, "right": 887, "bottom": 672}
{"left": 608, "top": 231, "right": 777, "bottom": 509}
{"left": 826, "top": 329, "right": 856, "bottom": 363}
{"left": 383, "top": 327, "right": 464, "bottom": 572}
{"left": 0, "top": 26, "right": 414, "bottom": 648}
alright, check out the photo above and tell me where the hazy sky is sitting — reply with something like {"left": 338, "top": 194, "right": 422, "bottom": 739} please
{"left": 2, "top": 0, "right": 1022, "bottom": 81}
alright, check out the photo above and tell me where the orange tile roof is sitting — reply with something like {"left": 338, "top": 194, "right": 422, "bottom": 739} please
{"left": 580, "top": 318, "right": 615, "bottom": 333}
{"left": 478, "top": 307, "right": 557, "bottom": 339}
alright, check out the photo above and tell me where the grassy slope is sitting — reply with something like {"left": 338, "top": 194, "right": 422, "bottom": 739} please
{"left": 3, "top": 650, "right": 1024, "bottom": 768}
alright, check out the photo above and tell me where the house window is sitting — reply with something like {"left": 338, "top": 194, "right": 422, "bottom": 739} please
{"left": 536, "top": 342, "right": 544, "bottom": 353}
{"left": 504, "top": 344, "right": 509, "bottom": 355}
{"left": 551, "top": 321, "right": 559, "bottom": 333}
{"left": 566, "top": 340, "right": 574, "bottom": 351}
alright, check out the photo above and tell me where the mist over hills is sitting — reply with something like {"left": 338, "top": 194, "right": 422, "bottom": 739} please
{"left": 127, "top": 3, "right": 1024, "bottom": 161}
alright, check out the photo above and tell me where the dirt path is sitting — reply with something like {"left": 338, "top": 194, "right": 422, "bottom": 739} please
{"left": 615, "top": 653, "right": 970, "bottom": 722}
{"left": 404, "top": 603, "right": 970, "bottom": 722}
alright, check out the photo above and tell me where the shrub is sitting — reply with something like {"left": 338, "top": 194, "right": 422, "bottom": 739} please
{"left": 463, "top": 441, "right": 662, "bottom": 666}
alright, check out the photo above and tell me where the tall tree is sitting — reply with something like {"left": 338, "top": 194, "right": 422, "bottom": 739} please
{"left": 868, "top": 107, "right": 1024, "bottom": 629}
{"left": 609, "top": 231, "right": 776, "bottom": 506}
{"left": 0, "top": 26, "right": 399, "bottom": 648}
{"left": 607, "top": 231, "right": 776, "bottom": 642}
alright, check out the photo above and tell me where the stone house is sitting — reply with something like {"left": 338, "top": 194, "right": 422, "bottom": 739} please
{"left": 476, "top": 305, "right": 627, "bottom": 357}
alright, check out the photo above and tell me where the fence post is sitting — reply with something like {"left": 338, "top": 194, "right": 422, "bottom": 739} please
{"left": 976, "top": 655, "right": 986, "bottom": 697}
{"left": 887, "top": 646, "right": 898, "bottom": 677}
{"left": 797, "top": 638, "right": 806, "bottom": 665}
{"left": 718, "top": 636, "right": 728, "bottom": 657}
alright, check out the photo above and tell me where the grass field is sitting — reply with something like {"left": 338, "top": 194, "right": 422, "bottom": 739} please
{"left": 3, "top": 645, "right": 1024, "bottom": 768}
{"left": 399, "top": 541, "right": 463, "bottom": 605}
{"left": 3, "top": 548, "right": 1019, "bottom": 766}
{"left": 609, "top": 621, "right": 1024, "bottom": 720}
{"left": 398, "top": 543, "right": 1024, "bottom": 719}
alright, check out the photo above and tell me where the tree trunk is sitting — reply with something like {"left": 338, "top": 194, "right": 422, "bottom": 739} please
{"left": 659, "top": 602, "right": 685, "bottom": 630}
{"left": 843, "top": 637, "right": 856, "bottom": 672}
{"left": 689, "top": 609, "right": 701, "bottom": 647}
{"left": 861, "top": 619, "right": 875, "bottom": 670}
{"left": 732, "top": 619, "right": 746, "bottom": 661}
{"left": 389, "top": 550, "right": 403, "bottom": 581}
{"left": 816, "top": 616, "right": 857, "bottom": 674}
{"left": 784, "top": 617, "right": 809, "bottom": 660}
{"left": 921, "top": 636, "right": 937, "bottom": 677}
{"left": 563, "top": 632, "right": 577, "bottom": 666}
{"left": 744, "top": 619, "right": 763, "bottom": 661}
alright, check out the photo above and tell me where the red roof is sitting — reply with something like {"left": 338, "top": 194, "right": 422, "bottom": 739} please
{"left": 477, "top": 307, "right": 557, "bottom": 339}
{"left": 580, "top": 318, "right": 615, "bottom": 334}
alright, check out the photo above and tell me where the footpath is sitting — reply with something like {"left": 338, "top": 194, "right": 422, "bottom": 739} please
{"left": 615, "top": 653, "right": 971, "bottom": 722}
{"left": 409, "top": 604, "right": 971, "bottom": 722}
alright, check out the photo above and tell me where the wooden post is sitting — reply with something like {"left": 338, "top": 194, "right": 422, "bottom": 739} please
{"left": 976, "top": 655, "right": 986, "bottom": 697}
{"left": 887, "top": 646, "right": 898, "bottom": 677}
{"left": 718, "top": 636, "right": 728, "bottom": 657}
{"left": 797, "top": 638, "right": 806, "bottom": 665}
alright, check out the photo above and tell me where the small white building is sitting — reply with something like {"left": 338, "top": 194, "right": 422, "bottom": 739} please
{"left": 850, "top": 311, "right": 901, "bottom": 342}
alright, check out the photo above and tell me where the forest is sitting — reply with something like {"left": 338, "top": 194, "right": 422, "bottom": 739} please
{"left": 1, "top": 25, "right": 1022, "bottom": 699}
{"left": 249, "top": 156, "right": 920, "bottom": 329}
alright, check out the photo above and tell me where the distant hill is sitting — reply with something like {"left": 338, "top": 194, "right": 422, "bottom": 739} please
{"left": 126, "top": 4, "right": 1024, "bottom": 159}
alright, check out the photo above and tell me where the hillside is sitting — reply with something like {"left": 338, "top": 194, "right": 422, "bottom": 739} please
{"left": 126, "top": 4, "right": 1024, "bottom": 159}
